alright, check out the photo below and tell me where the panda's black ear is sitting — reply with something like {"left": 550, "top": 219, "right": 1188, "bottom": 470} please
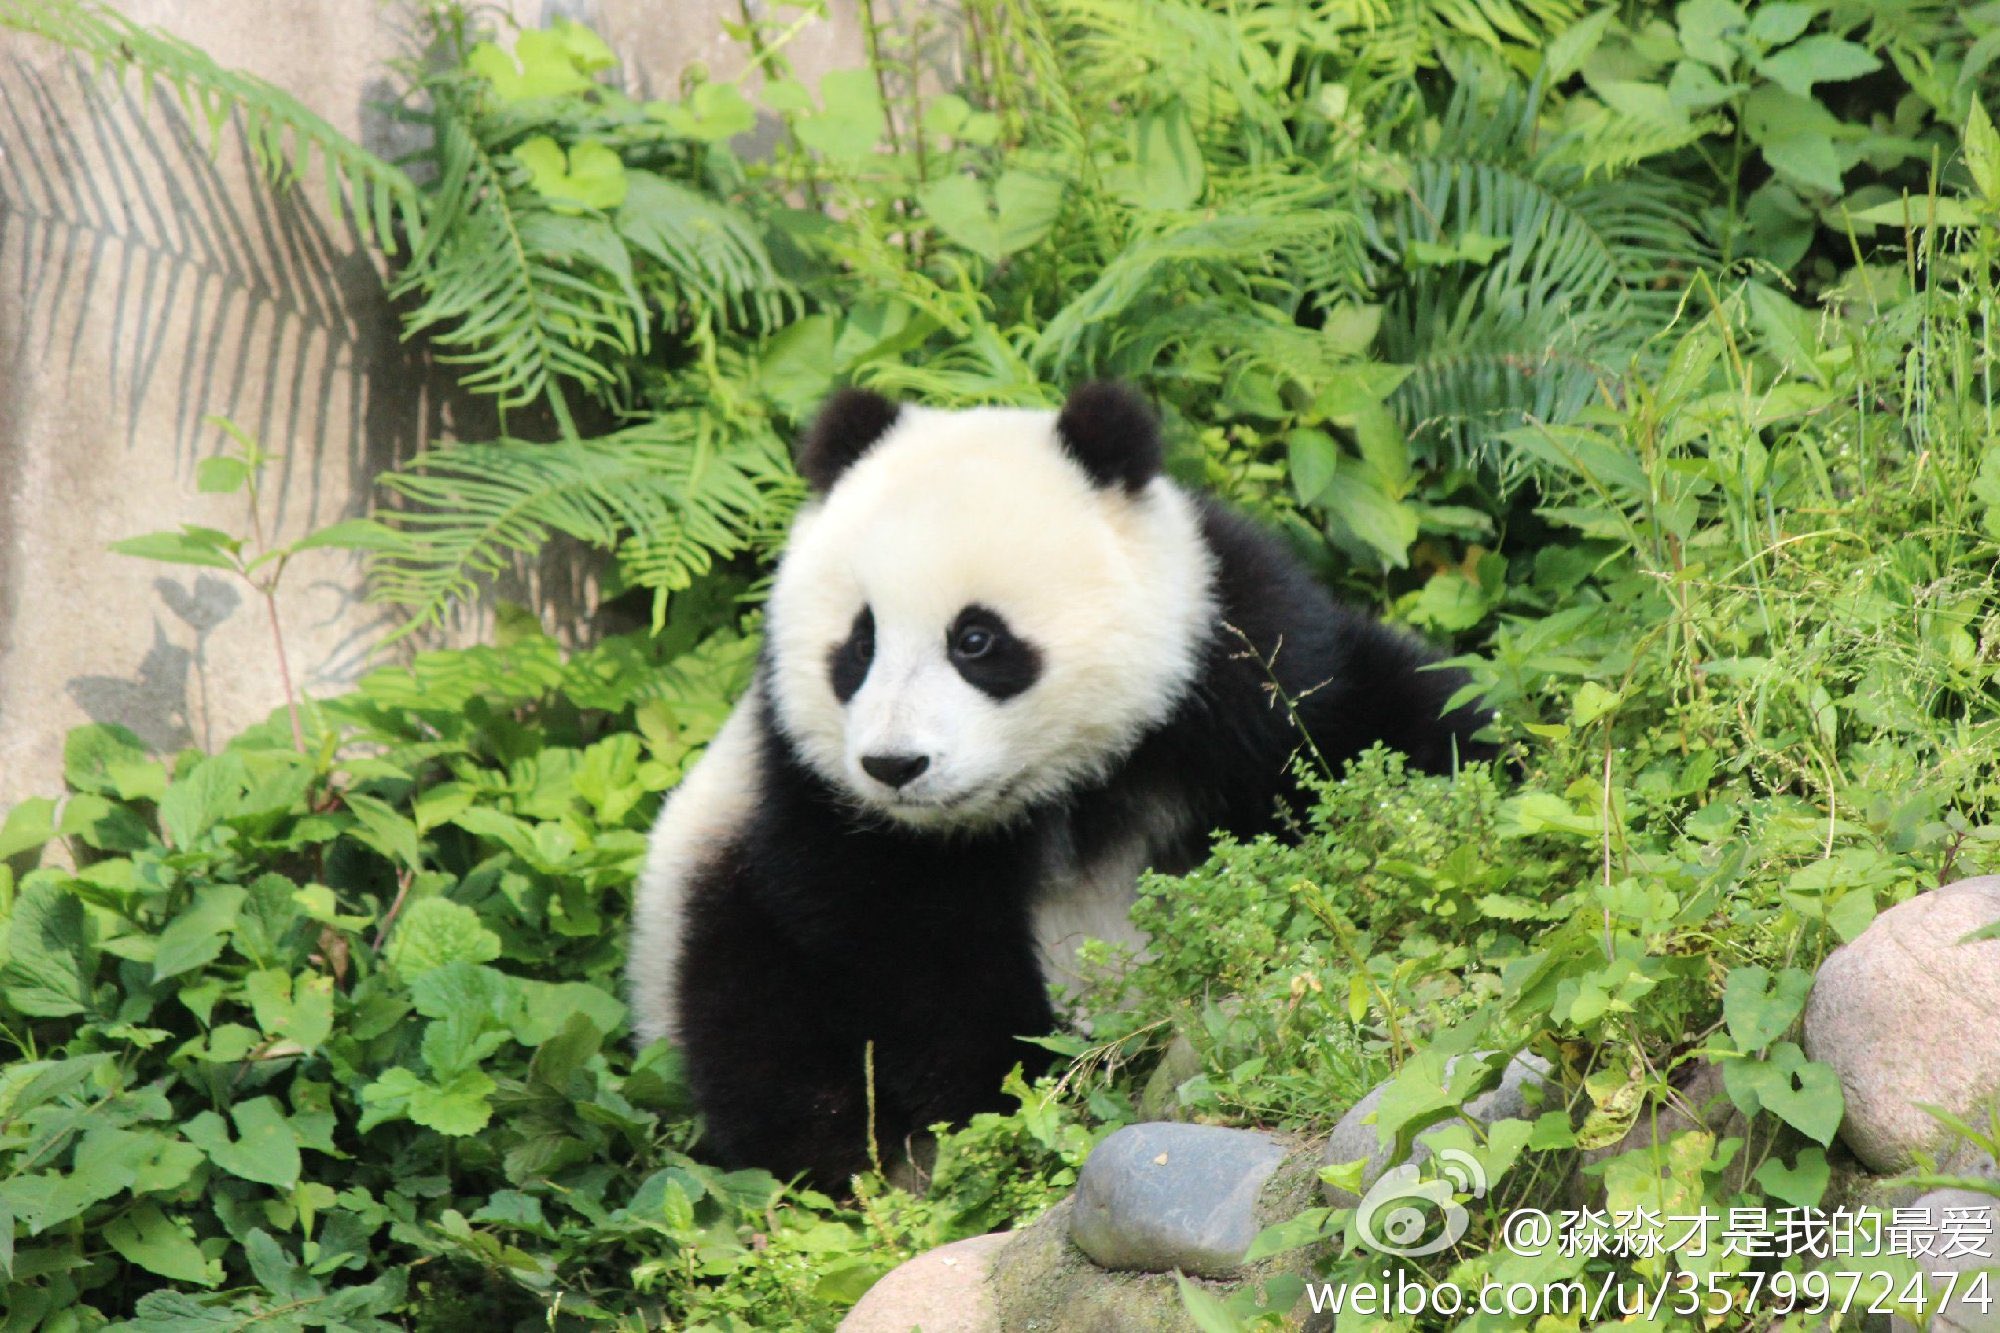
{"left": 1055, "top": 382, "right": 1162, "bottom": 492}
{"left": 798, "top": 388, "right": 901, "bottom": 492}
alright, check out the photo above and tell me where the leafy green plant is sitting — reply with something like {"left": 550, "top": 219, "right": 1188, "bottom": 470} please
{"left": 9, "top": 0, "right": 2000, "bottom": 1327}
{"left": 109, "top": 419, "right": 399, "bottom": 752}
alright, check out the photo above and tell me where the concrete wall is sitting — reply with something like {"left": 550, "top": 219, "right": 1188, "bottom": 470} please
{"left": 0, "top": 1, "right": 863, "bottom": 811}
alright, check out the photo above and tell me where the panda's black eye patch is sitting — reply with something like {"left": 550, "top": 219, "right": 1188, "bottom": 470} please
{"left": 948, "top": 605, "right": 1040, "bottom": 700}
{"left": 829, "top": 606, "right": 874, "bottom": 703}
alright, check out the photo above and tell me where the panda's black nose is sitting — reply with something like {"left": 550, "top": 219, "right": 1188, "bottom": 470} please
{"left": 861, "top": 753, "right": 930, "bottom": 788}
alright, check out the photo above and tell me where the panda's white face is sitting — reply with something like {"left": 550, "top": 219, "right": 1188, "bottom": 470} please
{"left": 765, "top": 402, "right": 1215, "bottom": 829}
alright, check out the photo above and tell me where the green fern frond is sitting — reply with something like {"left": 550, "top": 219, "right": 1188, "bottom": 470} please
{"left": 370, "top": 414, "right": 800, "bottom": 635}
{"left": 617, "top": 171, "right": 799, "bottom": 333}
{"left": 393, "top": 84, "right": 648, "bottom": 436}
{"left": 1373, "top": 78, "right": 1712, "bottom": 470}
{"left": 0, "top": 0, "right": 421, "bottom": 252}
{"left": 1031, "top": 208, "right": 1350, "bottom": 373}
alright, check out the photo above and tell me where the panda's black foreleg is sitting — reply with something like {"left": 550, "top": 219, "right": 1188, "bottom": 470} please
{"left": 673, "top": 873, "right": 882, "bottom": 1186}
{"left": 673, "top": 858, "right": 1055, "bottom": 1189}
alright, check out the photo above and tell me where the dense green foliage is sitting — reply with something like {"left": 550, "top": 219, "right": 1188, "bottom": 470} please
{"left": 6, "top": 0, "right": 2000, "bottom": 1327}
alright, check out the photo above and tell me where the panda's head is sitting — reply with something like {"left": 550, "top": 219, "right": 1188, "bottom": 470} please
{"left": 764, "top": 382, "right": 1215, "bottom": 829}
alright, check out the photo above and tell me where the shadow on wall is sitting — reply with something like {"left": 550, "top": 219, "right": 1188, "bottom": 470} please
{"left": 0, "top": 49, "right": 441, "bottom": 769}
{"left": 0, "top": 24, "right": 681, "bottom": 800}
{"left": 64, "top": 574, "right": 241, "bottom": 754}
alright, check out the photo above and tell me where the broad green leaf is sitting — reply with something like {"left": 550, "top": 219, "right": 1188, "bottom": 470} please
{"left": 109, "top": 526, "right": 239, "bottom": 570}
{"left": 548, "top": 17, "right": 614, "bottom": 72}
{"left": 245, "top": 968, "right": 335, "bottom": 1052}
{"left": 361, "top": 1065, "right": 497, "bottom": 1136}
{"left": 1756, "top": 36, "right": 1881, "bottom": 99}
{"left": 648, "top": 81, "right": 756, "bottom": 142}
{"left": 1761, "top": 130, "right": 1843, "bottom": 196}
{"left": 194, "top": 456, "right": 250, "bottom": 494}
{"left": 0, "top": 1054, "right": 111, "bottom": 1123}
{"left": 1406, "top": 571, "right": 1489, "bottom": 633}
{"left": 466, "top": 27, "right": 596, "bottom": 101}
{"left": 1721, "top": 965, "right": 1812, "bottom": 1052}
{"left": 62, "top": 723, "right": 162, "bottom": 801}
{"left": 342, "top": 792, "right": 423, "bottom": 870}
{"left": 386, "top": 898, "right": 502, "bottom": 976}
{"left": 795, "top": 69, "right": 884, "bottom": 162}
{"left": 1317, "top": 454, "right": 1417, "bottom": 569}
{"left": 1746, "top": 282, "right": 1825, "bottom": 383}
{"left": 1746, "top": 2, "right": 1814, "bottom": 47}
{"left": 1545, "top": 7, "right": 1615, "bottom": 81}
{"left": 514, "top": 135, "right": 627, "bottom": 211}
{"left": 1572, "top": 681, "right": 1623, "bottom": 728}
{"left": 184, "top": 1097, "right": 301, "bottom": 1189}
{"left": 408, "top": 1068, "right": 498, "bottom": 1136}
{"left": 158, "top": 753, "right": 246, "bottom": 850}
{"left": 1676, "top": 0, "right": 1745, "bottom": 70}
{"left": 105, "top": 1203, "right": 218, "bottom": 1286}
{"left": 918, "top": 171, "right": 1063, "bottom": 262}
{"left": 1723, "top": 1043, "right": 1843, "bottom": 1145}
{"left": 1755, "top": 1147, "right": 1830, "bottom": 1206}
{"left": 757, "top": 315, "right": 838, "bottom": 417}
{"left": 513, "top": 979, "right": 626, "bottom": 1046}
{"left": 1668, "top": 60, "right": 1745, "bottom": 113}
{"left": 153, "top": 884, "right": 246, "bottom": 981}
{"left": 287, "top": 518, "right": 406, "bottom": 553}
{"left": 1285, "top": 429, "right": 1340, "bottom": 506}
{"left": 1847, "top": 198, "right": 1981, "bottom": 229}
{"left": 2, "top": 882, "right": 92, "bottom": 1017}
{"left": 0, "top": 797, "right": 54, "bottom": 861}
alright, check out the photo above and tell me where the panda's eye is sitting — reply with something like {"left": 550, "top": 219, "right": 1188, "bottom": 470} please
{"left": 947, "top": 604, "right": 1041, "bottom": 699}
{"left": 952, "top": 625, "right": 996, "bottom": 659}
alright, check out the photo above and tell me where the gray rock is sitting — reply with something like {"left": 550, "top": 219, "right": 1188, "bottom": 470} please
{"left": 992, "top": 1154, "right": 1329, "bottom": 1332}
{"left": 1137, "top": 1035, "right": 1204, "bottom": 1122}
{"left": 1070, "top": 1123, "right": 1291, "bottom": 1277}
{"left": 840, "top": 1231, "right": 1010, "bottom": 1333}
{"left": 1803, "top": 877, "right": 2000, "bottom": 1173}
{"left": 1886, "top": 1190, "right": 2000, "bottom": 1333}
{"left": 1322, "top": 1052, "right": 1553, "bottom": 1208}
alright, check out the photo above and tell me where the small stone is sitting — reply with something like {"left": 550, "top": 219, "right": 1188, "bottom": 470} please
{"left": 1322, "top": 1053, "right": 1553, "bottom": 1208}
{"left": 839, "top": 1231, "right": 1010, "bottom": 1333}
{"left": 1803, "top": 877, "right": 2000, "bottom": 1173}
{"left": 1885, "top": 1190, "right": 2000, "bottom": 1333}
{"left": 1070, "top": 1123, "right": 1290, "bottom": 1277}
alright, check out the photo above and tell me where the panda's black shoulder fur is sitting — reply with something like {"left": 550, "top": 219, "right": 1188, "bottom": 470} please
{"left": 1061, "top": 498, "right": 1491, "bottom": 876}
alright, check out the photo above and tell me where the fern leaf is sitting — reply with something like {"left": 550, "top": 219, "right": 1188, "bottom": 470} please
{"left": 616, "top": 171, "right": 798, "bottom": 332}
{"left": 0, "top": 0, "right": 421, "bottom": 254}
{"left": 1373, "top": 78, "right": 1713, "bottom": 470}
{"left": 392, "top": 90, "right": 647, "bottom": 434}
{"left": 369, "top": 414, "right": 799, "bottom": 635}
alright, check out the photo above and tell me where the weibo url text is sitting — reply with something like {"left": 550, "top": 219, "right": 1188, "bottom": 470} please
{"left": 1306, "top": 1268, "right": 1995, "bottom": 1321}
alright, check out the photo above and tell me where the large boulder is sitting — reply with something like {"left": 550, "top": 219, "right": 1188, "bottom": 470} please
{"left": 1070, "top": 1123, "right": 1291, "bottom": 1277}
{"left": 992, "top": 1150, "right": 1327, "bottom": 1332}
{"left": 1803, "top": 878, "right": 2000, "bottom": 1173}
{"left": 840, "top": 1231, "right": 1010, "bottom": 1333}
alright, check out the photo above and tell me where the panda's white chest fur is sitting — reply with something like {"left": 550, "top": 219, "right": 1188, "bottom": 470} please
{"left": 1027, "top": 793, "right": 1194, "bottom": 998}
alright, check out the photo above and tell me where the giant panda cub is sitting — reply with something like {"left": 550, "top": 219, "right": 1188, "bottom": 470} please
{"left": 627, "top": 382, "right": 1488, "bottom": 1187}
